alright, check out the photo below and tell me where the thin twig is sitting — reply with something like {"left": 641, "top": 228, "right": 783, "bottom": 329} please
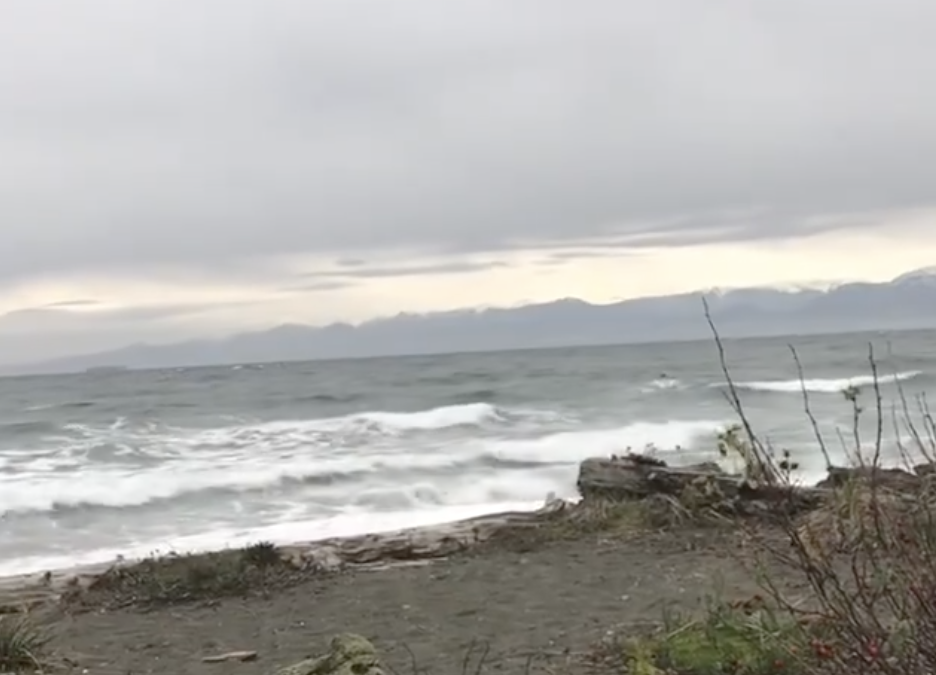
{"left": 789, "top": 345, "right": 833, "bottom": 470}
{"left": 868, "top": 344, "right": 885, "bottom": 469}
{"left": 702, "top": 298, "right": 776, "bottom": 485}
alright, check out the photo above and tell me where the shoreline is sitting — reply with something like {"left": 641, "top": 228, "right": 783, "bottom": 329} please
{"left": 4, "top": 455, "right": 930, "bottom": 673}
{"left": 0, "top": 497, "right": 553, "bottom": 578}
{"left": 0, "top": 495, "right": 572, "bottom": 612}
{"left": 0, "top": 453, "right": 838, "bottom": 583}
{"left": 0, "top": 453, "right": 886, "bottom": 612}
{"left": 2, "top": 452, "right": 920, "bottom": 614}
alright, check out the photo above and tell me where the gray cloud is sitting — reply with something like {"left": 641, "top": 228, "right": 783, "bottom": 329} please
{"left": 279, "top": 280, "right": 360, "bottom": 294}
{"left": 537, "top": 250, "right": 635, "bottom": 266}
{"left": 299, "top": 260, "right": 510, "bottom": 281}
{"left": 335, "top": 259, "right": 369, "bottom": 269}
{"left": 42, "top": 299, "right": 102, "bottom": 308}
{"left": 277, "top": 259, "right": 509, "bottom": 292}
{"left": 1, "top": 0, "right": 935, "bottom": 286}
{"left": 1, "top": 300, "right": 264, "bottom": 333}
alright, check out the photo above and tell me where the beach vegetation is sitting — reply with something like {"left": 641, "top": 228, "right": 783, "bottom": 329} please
{"left": 488, "top": 489, "right": 729, "bottom": 554}
{"left": 616, "top": 600, "right": 809, "bottom": 674}
{"left": 626, "top": 302, "right": 936, "bottom": 674}
{"left": 67, "top": 541, "right": 303, "bottom": 609}
{"left": 241, "top": 539, "right": 282, "bottom": 568}
{"left": 0, "top": 613, "right": 50, "bottom": 673}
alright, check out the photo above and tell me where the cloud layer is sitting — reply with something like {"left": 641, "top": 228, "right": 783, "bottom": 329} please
{"left": 3, "top": 0, "right": 936, "bottom": 365}
{"left": 3, "top": 0, "right": 936, "bottom": 287}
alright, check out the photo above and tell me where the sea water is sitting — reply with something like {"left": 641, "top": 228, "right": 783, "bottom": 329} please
{"left": 1, "top": 331, "right": 934, "bottom": 576}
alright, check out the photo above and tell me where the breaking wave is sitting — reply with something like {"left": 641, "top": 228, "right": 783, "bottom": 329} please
{"left": 0, "top": 401, "right": 727, "bottom": 517}
{"left": 732, "top": 371, "right": 922, "bottom": 394}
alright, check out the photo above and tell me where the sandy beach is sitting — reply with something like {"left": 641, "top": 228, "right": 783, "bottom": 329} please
{"left": 24, "top": 531, "right": 768, "bottom": 674}
{"left": 0, "top": 489, "right": 813, "bottom": 675}
{"left": 4, "top": 452, "right": 928, "bottom": 675}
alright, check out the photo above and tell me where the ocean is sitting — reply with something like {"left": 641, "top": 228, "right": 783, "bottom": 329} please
{"left": 1, "top": 330, "right": 935, "bottom": 577}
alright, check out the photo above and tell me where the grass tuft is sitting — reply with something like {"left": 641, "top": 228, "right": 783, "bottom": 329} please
{"left": 0, "top": 613, "right": 50, "bottom": 673}
{"left": 617, "top": 600, "right": 809, "bottom": 674}
{"left": 69, "top": 541, "right": 303, "bottom": 609}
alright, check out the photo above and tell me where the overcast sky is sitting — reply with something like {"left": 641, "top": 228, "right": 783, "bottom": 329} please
{"left": 3, "top": 0, "right": 936, "bottom": 364}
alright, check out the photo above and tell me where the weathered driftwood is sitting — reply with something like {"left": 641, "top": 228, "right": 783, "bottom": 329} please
{"left": 577, "top": 455, "right": 738, "bottom": 501}
{"left": 275, "top": 499, "right": 569, "bottom": 573}
{"left": 202, "top": 650, "right": 259, "bottom": 663}
{"left": 815, "top": 465, "right": 927, "bottom": 491}
{"left": 576, "top": 454, "right": 827, "bottom": 515}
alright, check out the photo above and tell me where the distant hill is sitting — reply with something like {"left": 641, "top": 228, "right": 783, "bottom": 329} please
{"left": 15, "top": 267, "right": 936, "bottom": 373}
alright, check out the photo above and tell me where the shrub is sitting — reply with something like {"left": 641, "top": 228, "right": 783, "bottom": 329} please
{"left": 72, "top": 540, "right": 302, "bottom": 609}
{"left": 704, "top": 300, "right": 936, "bottom": 674}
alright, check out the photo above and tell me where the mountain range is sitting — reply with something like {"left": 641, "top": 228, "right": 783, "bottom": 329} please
{"left": 15, "top": 266, "right": 936, "bottom": 373}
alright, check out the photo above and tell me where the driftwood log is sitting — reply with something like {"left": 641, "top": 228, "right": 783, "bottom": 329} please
{"left": 576, "top": 454, "right": 827, "bottom": 516}
{"left": 815, "top": 465, "right": 930, "bottom": 491}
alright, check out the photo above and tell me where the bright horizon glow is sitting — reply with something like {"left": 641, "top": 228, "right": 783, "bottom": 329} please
{"left": 2, "top": 212, "right": 936, "bottom": 365}
{"left": 3, "top": 219, "right": 935, "bottom": 327}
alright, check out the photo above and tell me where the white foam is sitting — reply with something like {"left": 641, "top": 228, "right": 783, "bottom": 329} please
{"left": 0, "top": 501, "right": 548, "bottom": 578}
{"left": 480, "top": 420, "right": 725, "bottom": 463}
{"left": 0, "top": 414, "right": 727, "bottom": 515}
{"left": 734, "top": 370, "right": 921, "bottom": 394}
{"left": 366, "top": 469, "right": 579, "bottom": 509}
{"left": 642, "top": 377, "right": 684, "bottom": 392}
{"left": 348, "top": 402, "right": 506, "bottom": 430}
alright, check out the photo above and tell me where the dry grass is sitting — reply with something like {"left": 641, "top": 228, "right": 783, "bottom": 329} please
{"left": 698, "top": 300, "right": 936, "bottom": 674}
{"left": 795, "top": 485, "right": 918, "bottom": 558}
{"left": 64, "top": 540, "right": 307, "bottom": 610}
{"left": 554, "top": 493, "right": 723, "bottom": 532}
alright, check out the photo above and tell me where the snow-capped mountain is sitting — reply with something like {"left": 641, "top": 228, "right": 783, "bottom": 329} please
{"left": 892, "top": 266, "right": 936, "bottom": 285}
{"left": 12, "top": 266, "right": 936, "bottom": 373}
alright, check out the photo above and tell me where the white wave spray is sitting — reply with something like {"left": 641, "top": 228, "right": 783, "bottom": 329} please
{"left": 0, "top": 401, "right": 730, "bottom": 575}
{"left": 732, "top": 370, "right": 922, "bottom": 394}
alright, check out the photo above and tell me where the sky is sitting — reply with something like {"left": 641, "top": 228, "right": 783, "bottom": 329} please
{"left": 3, "top": 0, "right": 936, "bottom": 364}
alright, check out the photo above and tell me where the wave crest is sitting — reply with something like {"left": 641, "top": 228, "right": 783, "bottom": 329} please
{"left": 642, "top": 377, "right": 684, "bottom": 392}
{"left": 733, "top": 370, "right": 922, "bottom": 394}
{"left": 0, "top": 407, "right": 726, "bottom": 516}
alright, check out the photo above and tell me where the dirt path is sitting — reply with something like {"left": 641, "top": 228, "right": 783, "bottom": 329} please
{"left": 45, "top": 528, "right": 804, "bottom": 675}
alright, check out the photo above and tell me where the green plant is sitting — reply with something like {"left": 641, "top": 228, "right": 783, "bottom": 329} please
{"left": 242, "top": 540, "right": 282, "bottom": 568}
{"left": 0, "top": 614, "right": 50, "bottom": 673}
{"left": 620, "top": 599, "right": 809, "bottom": 674}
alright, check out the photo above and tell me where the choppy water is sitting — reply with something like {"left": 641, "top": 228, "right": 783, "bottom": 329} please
{"left": 2, "top": 331, "right": 935, "bottom": 576}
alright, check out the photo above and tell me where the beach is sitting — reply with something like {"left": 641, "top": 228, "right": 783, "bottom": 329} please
{"left": 1, "top": 504, "right": 802, "bottom": 675}
{"left": 52, "top": 532, "right": 761, "bottom": 675}
{"left": 2, "top": 449, "right": 857, "bottom": 675}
